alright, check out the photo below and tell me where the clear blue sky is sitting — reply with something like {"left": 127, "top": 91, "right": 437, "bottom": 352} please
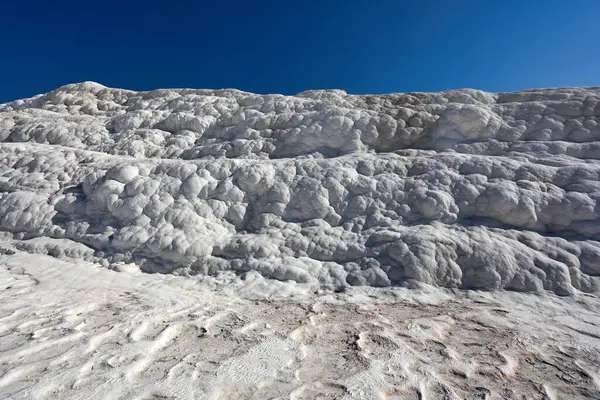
{"left": 2, "top": 0, "right": 599, "bottom": 102}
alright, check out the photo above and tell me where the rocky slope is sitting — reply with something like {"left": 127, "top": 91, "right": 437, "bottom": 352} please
{"left": 2, "top": 82, "right": 600, "bottom": 295}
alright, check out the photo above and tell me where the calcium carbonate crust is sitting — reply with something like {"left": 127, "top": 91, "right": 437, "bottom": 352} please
{"left": 2, "top": 82, "right": 600, "bottom": 295}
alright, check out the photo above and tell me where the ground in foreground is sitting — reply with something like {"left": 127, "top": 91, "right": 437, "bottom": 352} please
{"left": 1, "top": 248, "right": 600, "bottom": 400}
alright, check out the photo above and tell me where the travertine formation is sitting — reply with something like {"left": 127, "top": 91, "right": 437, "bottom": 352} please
{"left": 2, "top": 82, "right": 600, "bottom": 295}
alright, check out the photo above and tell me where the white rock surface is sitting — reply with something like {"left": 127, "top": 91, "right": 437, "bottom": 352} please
{"left": 2, "top": 82, "right": 600, "bottom": 295}
{"left": 2, "top": 84, "right": 600, "bottom": 399}
{"left": 1, "top": 248, "right": 600, "bottom": 399}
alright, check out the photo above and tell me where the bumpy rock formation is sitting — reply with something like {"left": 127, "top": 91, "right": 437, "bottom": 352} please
{"left": 2, "top": 82, "right": 600, "bottom": 295}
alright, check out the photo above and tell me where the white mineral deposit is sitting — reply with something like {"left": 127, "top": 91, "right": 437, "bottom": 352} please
{"left": 1, "top": 83, "right": 600, "bottom": 399}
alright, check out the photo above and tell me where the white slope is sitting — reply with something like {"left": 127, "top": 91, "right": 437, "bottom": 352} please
{"left": 1, "top": 247, "right": 600, "bottom": 399}
{"left": 1, "top": 83, "right": 600, "bottom": 398}
{"left": 1, "top": 83, "right": 600, "bottom": 294}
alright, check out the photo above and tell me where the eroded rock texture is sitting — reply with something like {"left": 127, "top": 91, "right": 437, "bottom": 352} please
{"left": 2, "top": 82, "right": 600, "bottom": 294}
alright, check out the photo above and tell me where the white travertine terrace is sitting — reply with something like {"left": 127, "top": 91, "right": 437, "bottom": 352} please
{"left": 2, "top": 82, "right": 600, "bottom": 295}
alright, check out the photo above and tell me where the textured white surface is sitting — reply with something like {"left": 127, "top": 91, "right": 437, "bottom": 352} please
{"left": 1, "top": 248, "right": 600, "bottom": 399}
{"left": 2, "top": 83, "right": 600, "bottom": 398}
{"left": 2, "top": 82, "right": 600, "bottom": 294}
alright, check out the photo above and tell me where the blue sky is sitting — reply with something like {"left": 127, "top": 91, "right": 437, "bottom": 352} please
{"left": 1, "top": 0, "right": 599, "bottom": 102}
